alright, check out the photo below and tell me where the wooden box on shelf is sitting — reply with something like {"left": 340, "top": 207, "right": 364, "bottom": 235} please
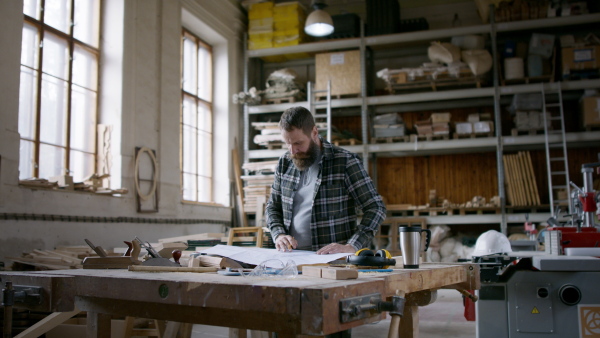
{"left": 315, "top": 50, "right": 361, "bottom": 97}
{"left": 581, "top": 96, "right": 600, "bottom": 128}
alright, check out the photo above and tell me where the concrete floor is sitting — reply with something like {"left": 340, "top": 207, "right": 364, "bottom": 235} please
{"left": 190, "top": 289, "right": 476, "bottom": 337}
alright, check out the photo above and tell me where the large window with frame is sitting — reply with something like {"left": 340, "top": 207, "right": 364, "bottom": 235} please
{"left": 181, "top": 29, "right": 213, "bottom": 203}
{"left": 19, "top": 0, "right": 101, "bottom": 183}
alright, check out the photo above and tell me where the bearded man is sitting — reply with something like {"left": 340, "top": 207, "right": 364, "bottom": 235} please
{"left": 266, "top": 106, "right": 386, "bottom": 255}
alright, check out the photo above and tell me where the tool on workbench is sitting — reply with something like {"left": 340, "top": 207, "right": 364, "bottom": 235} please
{"left": 346, "top": 249, "right": 395, "bottom": 268}
{"left": 133, "top": 237, "right": 181, "bottom": 267}
{"left": 82, "top": 237, "right": 142, "bottom": 269}
{"left": 123, "top": 241, "right": 133, "bottom": 256}
{"left": 85, "top": 238, "right": 108, "bottom": 257}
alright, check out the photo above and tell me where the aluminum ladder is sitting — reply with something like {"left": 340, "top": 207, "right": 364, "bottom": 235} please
{"left": 541, "top": 82, "right": 572, "bottom": 217}
{"left": 307, "top": 80, "right": 332, "bottom": 142}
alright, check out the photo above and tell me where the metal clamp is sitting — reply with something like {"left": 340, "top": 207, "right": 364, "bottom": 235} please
{"left": 339, "top": 293, "right": 405, "bottom": 323}
{"left": 2, "top": 282, "right": 44, "bottom": 306}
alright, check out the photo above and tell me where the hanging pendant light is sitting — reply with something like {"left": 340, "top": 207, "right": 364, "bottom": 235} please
{"left": 304, "top": 1, "right": 334, "bottom": 37}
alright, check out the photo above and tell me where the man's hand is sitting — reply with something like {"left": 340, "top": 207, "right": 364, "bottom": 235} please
{"left": 275, "top": 234, "right": 297, "bottom": 252}
{"left": 316, "top": 243, "right": 356, "bottom": 255}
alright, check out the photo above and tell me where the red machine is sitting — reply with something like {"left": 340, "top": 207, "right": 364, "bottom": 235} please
{"left": 545, "top": 161, "right": 600, "bottom": 254}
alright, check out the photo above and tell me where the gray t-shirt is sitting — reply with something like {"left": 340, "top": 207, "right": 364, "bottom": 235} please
{"left": 290, "top": 150, "right": 321, "bottom": 250}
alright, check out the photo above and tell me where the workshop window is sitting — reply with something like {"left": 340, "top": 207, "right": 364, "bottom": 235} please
{"left": 181, "top": 29, "right": 213, "bottom": 203}
{"left": 19, "top": 0, "right": 101, "bottom": 183}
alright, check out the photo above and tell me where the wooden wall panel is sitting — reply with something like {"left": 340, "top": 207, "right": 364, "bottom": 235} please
{"left": 332, "top": 116, "right": 363, "bottom": 140}
{"left": 377, "top": 147, "right": 600, "bottom": 206}
{"left": 377, "top": 152, "right": 498, "bottom": 205}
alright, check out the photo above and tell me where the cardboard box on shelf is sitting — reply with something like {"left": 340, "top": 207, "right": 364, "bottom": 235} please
{"left": 455, "top": 122, "right": 473, "bottom": 134}
{"left": 249, "top": 1, "right": 274, "bottom": 20}
{"left": 473, "top": 121, "right": 494, "bottom": 133}
{"left": 431, "top": 112, "right": 451, "bottom": 123}
{"left": 432, "top": 122, "right": 450, "bottom": 135}
{"left": 249, "top": 17, "right": 273, "bottom": 32}
{"left": 315, "top": 50, "right": 361, "bottom": 96}
{"left": 561, "top": 45, "right": 600, "bottom": 77}
{"left": 581, "top": 96, "right": 600, "bottom": 127}
{"left": 374, "top": 124, "right": 406, "bottom": 138}
{"left": 414, "top": 120, "right": 432, "bottom": 136}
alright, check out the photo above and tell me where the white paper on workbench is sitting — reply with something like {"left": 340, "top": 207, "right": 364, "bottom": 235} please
{"left": 198, "top": 245, "right": 349, "bottom": 268}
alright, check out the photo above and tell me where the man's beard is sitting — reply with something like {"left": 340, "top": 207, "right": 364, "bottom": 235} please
{"left": 291, "top": 138, "right": 319, "bottom": 171}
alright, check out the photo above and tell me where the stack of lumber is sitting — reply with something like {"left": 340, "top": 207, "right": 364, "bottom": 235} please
{"left": 243, "top": 160, "right": 278, "bottom": 174}
{"left": 7, "top": 246, "right": 94, "bottom": 270}
{"left": 19, "top": 178, "right": 58, "bottom": 189}
{"left": 241, "top": 174, "right": 274, "bottom": 213}
{"left": 503, "top": 151, "right": 541, "bottom": 206}
{"left": 253, "top": 122, "right": 284, "bottom": 147}
{"left": 158, "top": 233, "right": 224, "bottom": 251}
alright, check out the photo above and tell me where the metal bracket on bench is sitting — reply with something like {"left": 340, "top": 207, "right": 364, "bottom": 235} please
{"left": 339, "top": 293, "right": 405, "bottom": 323}
{"left": 2, "top": 282, "right": 44, "bottom": 306}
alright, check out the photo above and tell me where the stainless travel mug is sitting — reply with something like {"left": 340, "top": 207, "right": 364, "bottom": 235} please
{"left": 399, "top": 226, "right": 431, "bottom": 269}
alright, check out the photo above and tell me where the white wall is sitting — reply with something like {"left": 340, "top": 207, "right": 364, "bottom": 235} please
{"left": 0, "top": 0, "right": 245, "bottom": 265}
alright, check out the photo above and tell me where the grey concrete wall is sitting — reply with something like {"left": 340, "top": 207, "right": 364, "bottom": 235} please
{"left": 0, "top": 0, "right": 245, "bottom": 265}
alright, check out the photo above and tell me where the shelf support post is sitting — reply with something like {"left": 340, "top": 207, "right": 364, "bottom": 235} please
{"left": 360, "top": 19, "right": 370, "bottom": 172}
{"left": 490, "top": 5, "right": 507, "bottom": 234}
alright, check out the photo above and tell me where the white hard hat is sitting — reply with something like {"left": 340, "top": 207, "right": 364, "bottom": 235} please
{"left": 471, "top": 230, "right": 512, "bottom": 257}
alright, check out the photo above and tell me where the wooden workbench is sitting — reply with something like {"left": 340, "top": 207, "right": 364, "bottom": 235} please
{"left": 0, "top": 263, "right": 479, "bottom": 337}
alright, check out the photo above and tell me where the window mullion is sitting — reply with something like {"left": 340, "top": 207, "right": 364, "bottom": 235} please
{"left": 195, "top": 43, "right": 200, "bottom": 202}
{"left": 32, "top": 0, "right": 48, "bottom": 179}
{"left": 64, "top": 0, "right": 76, "bottom": 175}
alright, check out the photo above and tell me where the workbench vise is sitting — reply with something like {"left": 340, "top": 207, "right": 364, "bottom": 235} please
{"left": 339, "top": 293, "right": 405, "bottom": 323}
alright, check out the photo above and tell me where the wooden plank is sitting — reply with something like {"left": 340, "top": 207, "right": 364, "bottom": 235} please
{"left": 255, "top": 195, "right": 266, "bottom": 228}
{"left": 158, "top": 233, "right": 224, "bottom": 243}
{"left": 321, "top": 268, "right": 358, "bottom": 280}
{"left": 520, "top": 152, "right": 536, "bottom": 206}
{"left": 502, "top": 156, "right": 515, "bottom": 206}
{"left": 233, "top": 139, "right": 249, "bottom": 228}
{"left": 86, "top": 311, "right": 111, "bottom": 338}
{"left": 128, "top": 266, "right": 218, "bottom": 273}
{"left": 301, "top": 267, "right": 358, "bottom": 280}
{"left": 385, "top": 264, "right": 474, "bottom": 294}
{"left": 526, "top": 151, "right": 541, "bottom": 205}
{"left": 516, "top": 152, "right": 528, "bottom": 205}
{"left": 13, "top": 309, "right": 81, "bottom": 338}
{"left": 511, "top": 154, "right": 526, "bottom": 206}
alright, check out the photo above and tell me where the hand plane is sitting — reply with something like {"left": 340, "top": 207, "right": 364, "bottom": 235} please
{"left": 133, "top": 237, "right": 181, "bottom": 267}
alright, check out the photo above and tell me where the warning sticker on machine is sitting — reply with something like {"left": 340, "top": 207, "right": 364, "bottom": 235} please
{"left": 532, "top": 307, "right": 540, "bottom": 314}
{"left": 578, "top": 304, "right": 600, "bottom": 337}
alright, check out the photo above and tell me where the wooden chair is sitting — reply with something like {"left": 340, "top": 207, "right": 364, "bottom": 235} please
{"left": 226, "top": 226, "right": 264, "bottom": 247}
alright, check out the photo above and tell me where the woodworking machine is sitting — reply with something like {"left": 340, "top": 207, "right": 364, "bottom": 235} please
{"left": 475, "top": 161, "right": 600, "bottom": 337}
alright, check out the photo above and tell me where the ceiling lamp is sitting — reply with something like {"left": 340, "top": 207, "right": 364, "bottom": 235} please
{"left": 304, "top": 1, "right": 334, "bottom": 37}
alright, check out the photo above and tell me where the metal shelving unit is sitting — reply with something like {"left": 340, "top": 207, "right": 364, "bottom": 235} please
{"left": 242, "top": 13, "right": 600, "bottom": 228}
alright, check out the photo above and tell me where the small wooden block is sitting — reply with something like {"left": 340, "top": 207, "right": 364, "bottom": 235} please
{"left": 321, "top": 268, "right": 358, "bottom": 280}
{"left": 302, "top": 266, "right": 323, "bottom": 278}
{"left": 187, "top": 256, "right": 201, "bottom": 267}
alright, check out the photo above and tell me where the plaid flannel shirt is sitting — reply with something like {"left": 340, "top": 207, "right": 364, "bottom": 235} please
{"left": 266, "top": 136, "right": 386, "bottom": 251}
